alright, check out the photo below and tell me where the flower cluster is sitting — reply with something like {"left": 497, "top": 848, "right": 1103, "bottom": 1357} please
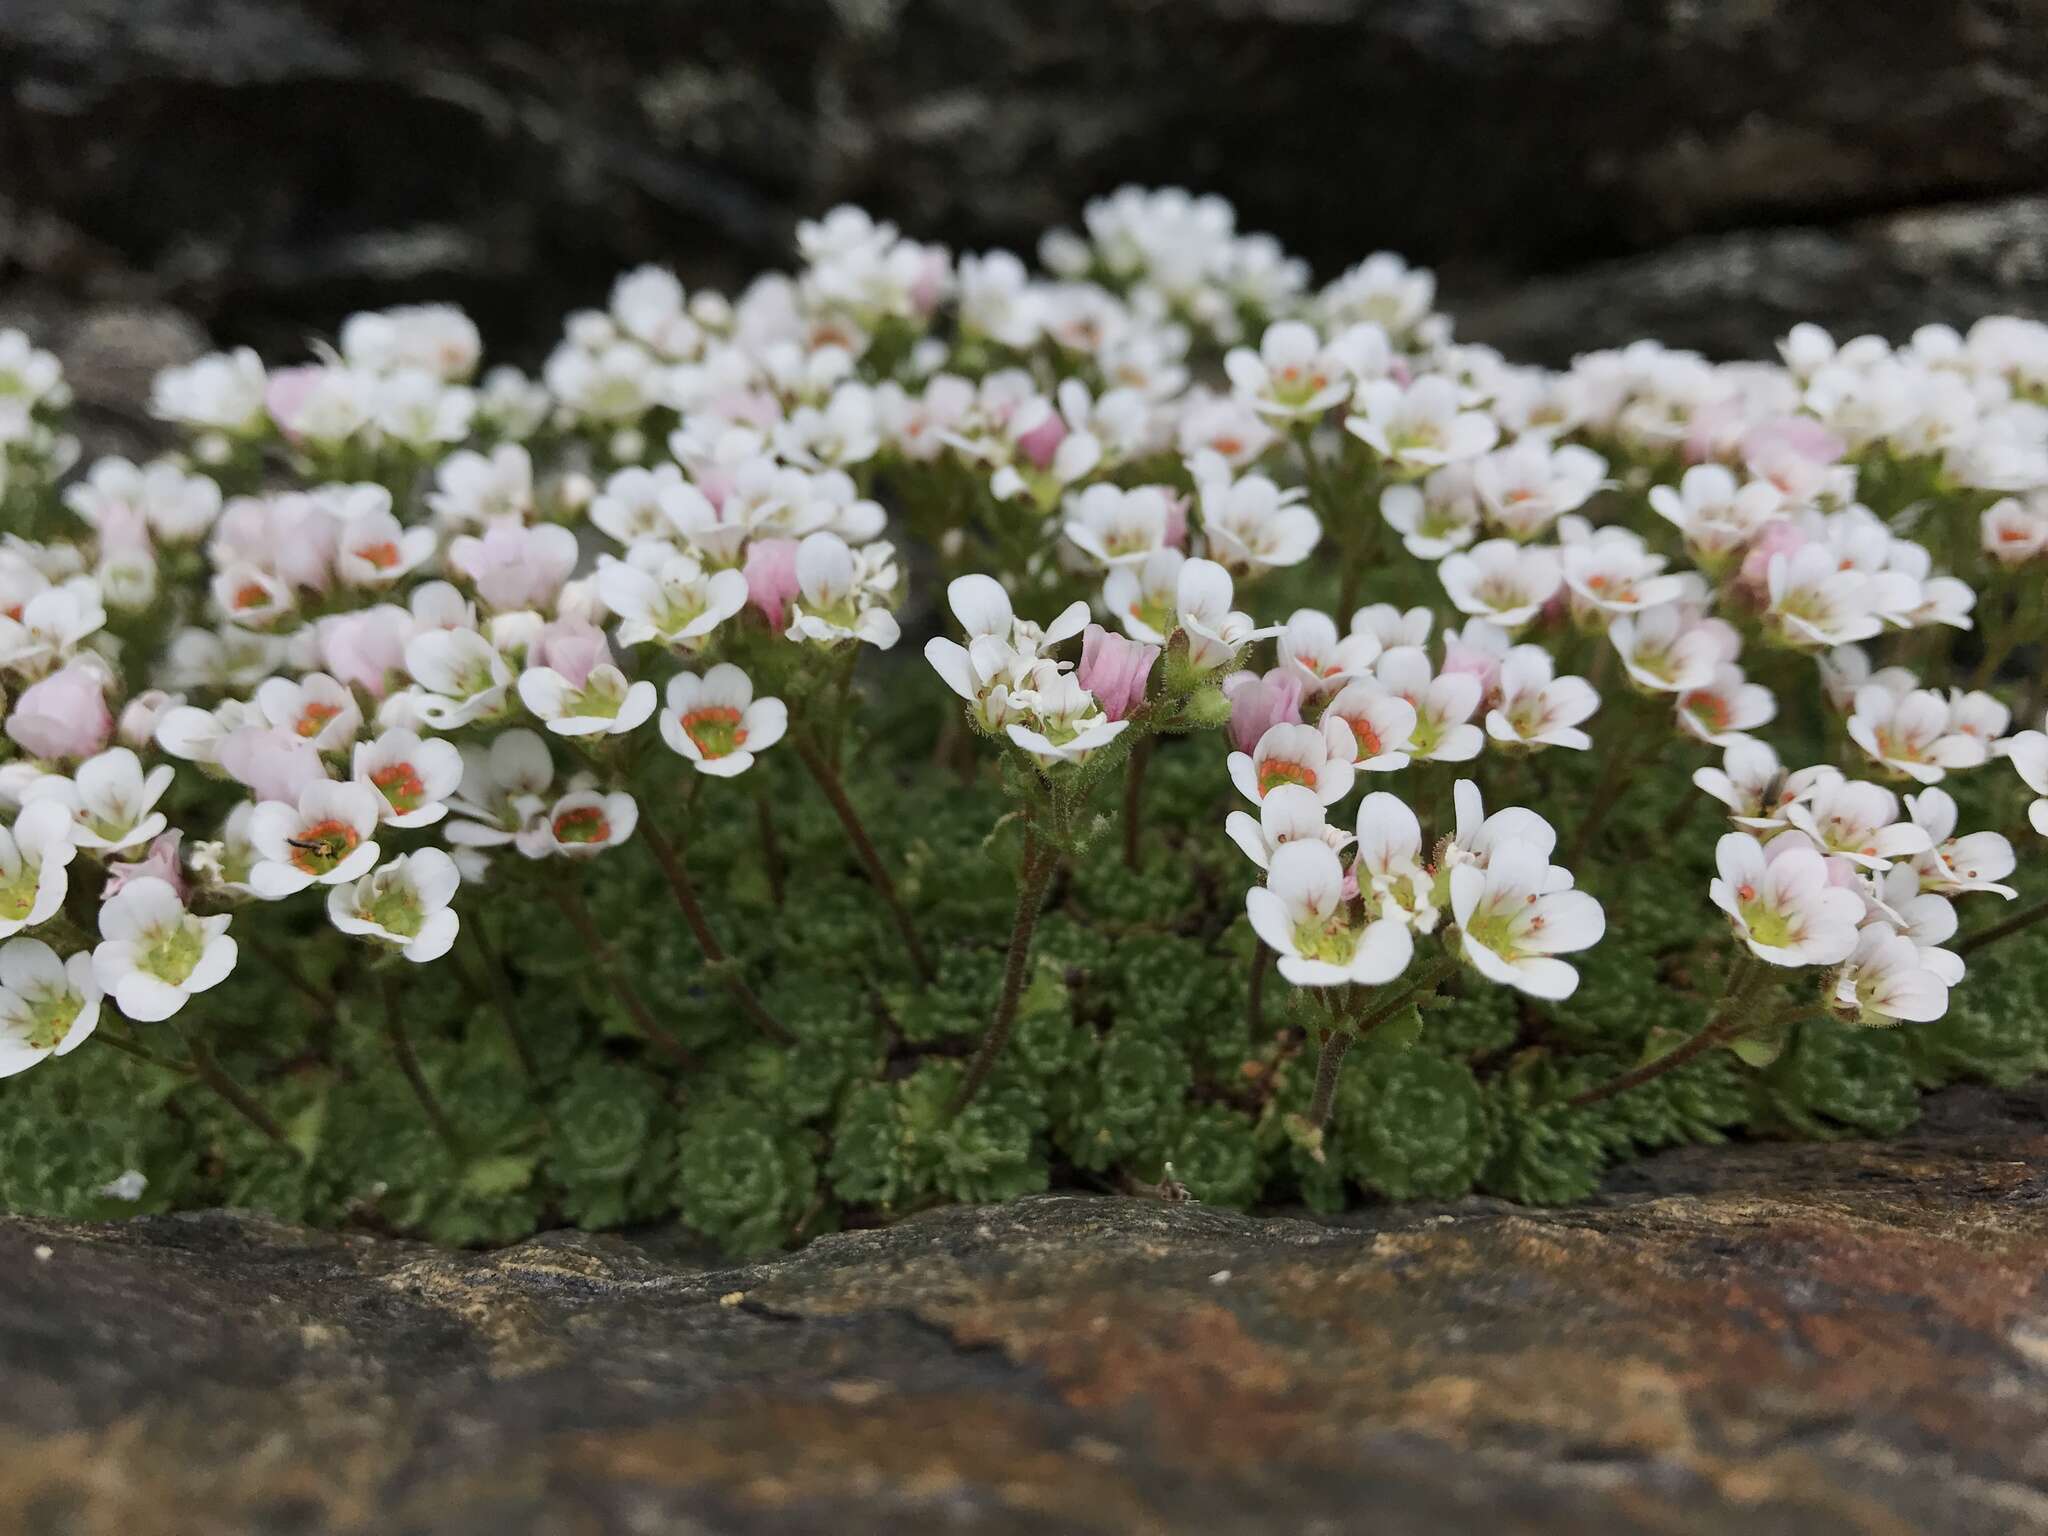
{"left": 3, "top": 184, "right": 2046, "bottom": 1219}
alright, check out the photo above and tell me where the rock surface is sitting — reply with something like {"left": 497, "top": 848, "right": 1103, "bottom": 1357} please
{"left": 7, "top": 2, "right": 2048, "bottom": 358}
{"left": 6, "top": 1081, "right": 2047, "bottom": 1534}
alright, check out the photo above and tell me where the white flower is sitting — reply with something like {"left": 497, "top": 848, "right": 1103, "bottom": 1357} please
{"left": 247, "top": 781, "right": 384, "bottom": 898}
{"left": 1005, "top": 671, "right": 1128, "bottom": 766}
{"left": 444, "top": 730, "right": 555, "bottom": 850}
{"left": 1192, "top": 464, "right": 1319, "bottom": 572}
{"left": 334, "top": 505, "right": 436, "bottom": 588}
{"left": 1675, "top": 665, "right": 1777, "bottom": 747}
{"left": 1277, "top": 609, "right": 1379, "bottom": 697}
{"left": 1223, "top": 321, "right": 1352, "bottom": 420}
{"left": 427, "top": 444, "right": 533, "bottom": 527}
{"left": 1245, "top": 840, "right": 1412, "bottom": 987}
{"left": 0, "top": 576, "right": 107, "bottom": 671}
{"left": 2003, "top": 728, "right": 2048, "bottom": 836}
{"left": 660, "top": 665, "right": 787, "bottom": 777}
{"left": 538, "top": 789, "right": 639, "bottom": 858}
{"left": 1902, "top": 788, "right": 2017, "bottom": 898}
{"left": 351, "top": 729, "right": 463, "bottom": 828}
{"left": 1373, "top": 647, "right": 1484, "bottom": 762}
{"left": 91, "top": 877, "right": 236, "bottom": 1022}
{"left": 1763, "top": 544, "right": 1883, "bottom": 649}
{"left": 597, "top": 546, "right": 750, "bottom": 652}
{"left": 1784, "top": 779, "right": 1932, "bottom": 870}
{"left": 1472, "top": 438, "right": 1607, "bottom": 539}
{"left": 1560, "top": 525, "right": 1683, "bottom": 619}
{"left": 1353, "top": 792, "right": 1440, "bottom": 933}
{"left": 1437, "top": 538, "right": 1561, "bottom": 630}
{"left": 1352, "top": 604, "right": 1433, "bottom": 651}
{"left": 1445, "top": 779, "right": 1562, "bottom": 874}
{"left": 1609, "top": 605, "right": 1730, "bottom": 694}
{"left": 786, "top": 533, "right": 901, "bottom": 649}
{"left": 590, "top": 464, "right": 688, "bottom": 546}
{"left": 1708, "top": 832, "right": 1862, "bottom": 967}
{"left": 1834, "top": 922, "right": 1950, "bottom": 1024}
{"left": 1982, "top": 496, "right": 2048, "bottom": 565}
{"left": 63, "top": 457, "right": 223, "bottom": 544}
{"left": 1228, "top": 721, "right": 1356, "bottom": 807}
{"left": 1845, "top": 686, "right": 1986, "bottom": 784}
{"left": 518, "top": 661, "right": 657, "bottom": 738}
{"left": 1648, "top": 464, "right": 1781, "bottom": 567}
{"left": 1345, "top": 376, "right": 1499, "bottom": 470}
{"left": 1175, "top": 557, "right": 1277, "bottom": 671}
{"left": 0, "top": 938, "right": 100, "bottom": 1077}
{"left": 0, "top": 801, "right": 78, "bottom": 937}
{"left": 1484, "top": 647, "right": 1598, "bottom": 751}
{"left": 1223, "top": 783, "right": 1353, "bottom": 871}
{"left": 151, "top": 348, "right": 268, "bottom": 434}
{"left": 1450, "top": 840, "right": 1604, "bottom": 999}
{"left": 253, "top": 672, "right": 363, "bottom": 753}
{"left": 1692, "top": 741, "right": 1840, "bottom": 832}
{"left": 1102, "top": 549, "right": 1187, "bottom": 645}
{"left": 327, "top": 848, "right": 462, "bottom": 963}
{"left": 26, "top": 748, "right": 173, "bottom": 854}
{"left": 1321, "top": 682, "right": 1418, "bottom": 771}
{"left": 1061, "top": 483, "right": 1176, "bottom": 568}
{"left": 405, "top": 627, "right": 513, "bottom": 729}
{"left": 1379, "top": 465, "right": 1482, "bottom": 561}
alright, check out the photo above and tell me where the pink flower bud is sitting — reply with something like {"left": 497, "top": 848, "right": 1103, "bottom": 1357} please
{"left": 529, "top": 619, "right": 611, "bottom": 687}
{"left": 1742, "top": 415, "right": 1846, "bottom": 471}
{"left": 6, "top": 666, "right": 114, "bottom": 761}
{"left": 1736, "top": 518, "right": 1810, "bottom": 597}
{"left": 217, "top": 726, "right": 328, "bottom": 805}
{"left": 319, "top": 607, "right": 411, "bottom": 698}
{"left": 743, "top": 537, "right": 802, "bottom": 628}
{"left": 105, "top": 831, "right": 188, "bottom": 903}
{"left": 1221, "top": 668, "right": 1304, "bottom": 754}
{"left": 1076, "top": 623, "right": 1160, "bottom": 723}
{"left": 1013, "top": 408, "right": 1068, "bottom": 471}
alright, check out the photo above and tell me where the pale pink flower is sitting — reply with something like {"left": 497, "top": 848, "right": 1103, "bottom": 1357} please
{"left": 1220, "top": 669, "right": 1303, "bottom": 754}
{"left": 743, "top": 537, "right": 803, "bottom": 628}
{"left": 6, "top": 667, "right": 113, "bottom": 761}
{"left": 1075, "top": 624, "right": 1159, "bottom": 723}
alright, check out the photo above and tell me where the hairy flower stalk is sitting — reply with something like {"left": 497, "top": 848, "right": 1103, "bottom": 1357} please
{"left": 382, "top": 969, "right": 465, "bottom": 1156}
{"left": 638, "top": 818, "right": 792, "bottom": 1045}
{"left": 1568, "top": 952, "right": 1769, "bottom": 1107}
{"left": 549, "top": 884, "right": 698, "bottom": 1069}
{"left": 792, "top": 731, "right": 933, "bottom": 982}
{"left": 180, "top": 1028, "right": 298, "bottom": 1154}
{"left": 948, "top": 825, "right": 1059, "bottom": 1117}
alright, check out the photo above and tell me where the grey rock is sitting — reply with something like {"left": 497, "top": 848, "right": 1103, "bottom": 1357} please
{"left": 4, "top": 1081, "right": 2046, "bottom": 1533}
{"left": 7, "top": 2, "right": 2048, "bottom": 358}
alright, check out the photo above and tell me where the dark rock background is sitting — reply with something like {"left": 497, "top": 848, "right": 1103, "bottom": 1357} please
{"left": 5, "top": 0, "right": 2048, "bottom": 372}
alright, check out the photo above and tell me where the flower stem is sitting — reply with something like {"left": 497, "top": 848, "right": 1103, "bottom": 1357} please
{"left": 99, "top": 1028, "right": 193, "bottom": 1075}
{"left": 469, "top": 912, "right": 542, "bottom": 1083}
{"left": 1567, "top": 952, "right": 1763, "bottom": 1108}
{"left": 639, "top": 818, "right": 793, "bottom": 1046}
{"left": 1957, "top": 894, "right": 2048, "bottom": 957}
{"left": 1350, "top": 954, "right": 1459, "bottom": 1037}
{"left": 949, "top": 828, "right": 1058, "bottom": 1117}
{"left": 792, "top": 731, "right": 933, "bottom": 982}
{"left": 179, "top": 1030, "right": 298, "bottom": 1155}
{"left": 1121, "top": 734, "right": 1154, "bottom": 870}
{"left": 382, "top": 971, "right": 465, "bottom": 1157}
{"left": 1305, "top": 1027, "right": 1354, "bottom": 1128}
{"left": 549, "top": 883, "right": 700, "bottom": 1069}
